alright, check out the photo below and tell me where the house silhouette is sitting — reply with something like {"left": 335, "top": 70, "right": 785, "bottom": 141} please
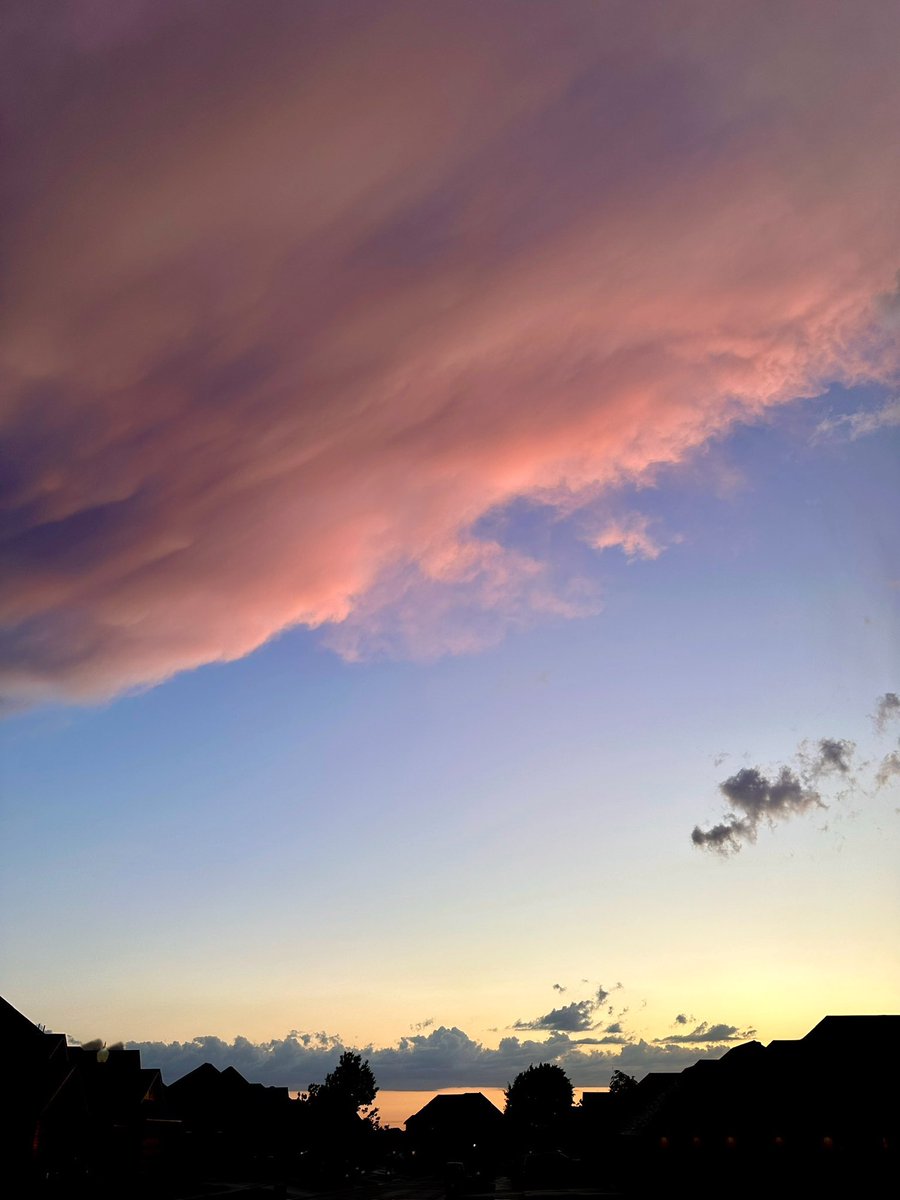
{"left": 613, "top": 1015, "right": 899, "bottom": 1196}
{"left": 405, "top": 1091, "right": 503, "bottom": 1169}
{"left": 5, "top": 998, "right": 897, "bottom": 1197}
{"left": 1, "top": 994, "right": 175, "bottom": 1193}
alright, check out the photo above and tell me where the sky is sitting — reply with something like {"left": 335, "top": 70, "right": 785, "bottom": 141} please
{"left": 1, "top": 1, "right": 899, "bottom": 1101}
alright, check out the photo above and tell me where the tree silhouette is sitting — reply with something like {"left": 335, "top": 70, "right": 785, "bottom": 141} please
{"left": 504, "top": 1062, "right": 573, "bottom": 1124}
{"left": 308, "top": 1051, "right": 378, "bottom": 1119}
{"left": 609, "top": 1069, "right": 637, "bottom": 1097}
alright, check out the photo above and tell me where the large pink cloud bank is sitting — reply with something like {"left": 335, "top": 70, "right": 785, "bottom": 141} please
{"left": 2, "top": 1, "right": 898, "bottom": 705}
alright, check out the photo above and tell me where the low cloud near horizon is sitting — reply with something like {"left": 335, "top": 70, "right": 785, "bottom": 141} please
{"left": 122, "top": 1021, "right": 748, "bottom": 1092}
{"left": 112, "top": 981, "right": 751, "bottom": 1090}
{"left": 3, "top": 1, "right": 900, "bottom": 709}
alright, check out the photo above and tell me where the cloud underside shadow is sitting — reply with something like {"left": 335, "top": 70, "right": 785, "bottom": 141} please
{"left": 3, "top": 4, "right": 900, "bottom": 706}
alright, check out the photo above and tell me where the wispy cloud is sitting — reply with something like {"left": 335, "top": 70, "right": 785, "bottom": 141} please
{"left": 815, "top": 397, "right": 900, "bottom": 441}
{"left": 875, "top": 751, "right": 900, "bottom": 790}
{"left": 873, "top": 693, "right": 900, "bottom": 735}
{"left": 587, "top": 513, "right": 670, "bottom": 562}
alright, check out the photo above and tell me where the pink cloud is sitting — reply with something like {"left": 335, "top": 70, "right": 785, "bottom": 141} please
{"left": 588, "top": 514, "right": 669, "bottom": 563}
{"left": 2, "top": 2, "right": 899, "bottom": 705}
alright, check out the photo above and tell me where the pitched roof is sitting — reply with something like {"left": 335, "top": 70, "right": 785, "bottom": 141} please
{"left": 802, "top": 1014, "right": 900, "bottom": 1047}
{"left": 0, "top": 994, "right": 46, "bottom": 1042}
{"left": 1, "top": 994, "right": 69, "bottom": 1071}
{"left": 405, "top": 1091, "right": 503, "bottom": 1129}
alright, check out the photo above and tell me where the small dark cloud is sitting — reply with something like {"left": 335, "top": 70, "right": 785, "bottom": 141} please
{"left": 674, "top": 1013, "right": 693, "bottom": 1026}
{"left": 720, "top": 766, "right": 822, "bottom": 822}
{"left": 875, "top": 751, "right": 900, "bottom": 790}
{"left": 874, "top": 693, "right": 900, "bottom": 734}
{"left": 810, "top": 737, "right": 854, "bottom": 776}
{"left": 695, "top": 693, "right": 900, "bottom": 854}
{"left": 411, "top": 1017, "right": 434, "bottom": 1032}
{"left": 691, "top": 817, "right": 754, "bottom": 854}
{"left": 605, "top": 1022, "right": 623, "bottom": 1034}
{"left": 693, "top": 765, "right": 822, "bottom": 854}
{"left": 513, "top": 1000, "right": 596, "bottom": 1033}
{"left": 513, "top": 979, "right": 625, "bottom": 1035}
{"left": 656, "top": 1021, "right": 756, "bottom": 1044}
